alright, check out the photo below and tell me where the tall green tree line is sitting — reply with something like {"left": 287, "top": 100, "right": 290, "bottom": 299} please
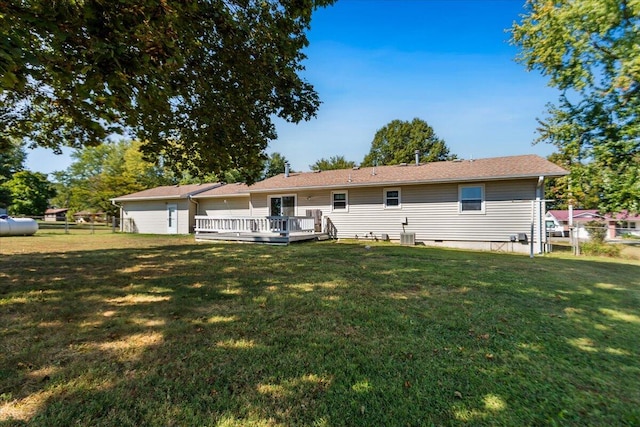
{"left": 511, "top": 0, "right": 639, "bottom": 213}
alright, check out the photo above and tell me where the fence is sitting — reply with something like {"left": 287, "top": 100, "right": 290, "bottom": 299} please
{"left": 9, "top": 215, "right": 121, "bottom": 234}
{"left": 547, "top": 222, "right": 639, "bottom": 255}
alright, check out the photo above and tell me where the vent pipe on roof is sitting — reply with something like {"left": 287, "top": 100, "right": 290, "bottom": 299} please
{"left": 415, "top": 149, "right": 420, "bottom": 165}
{"left": 284, "top": 162, "right": 290, "bottom": 178}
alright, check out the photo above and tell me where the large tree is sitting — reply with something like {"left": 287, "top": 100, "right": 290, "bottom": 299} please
{"left": 310, "top": 155, "right": 356, "bottom": 171}
{"left": 1, "top": 0, "right": 334, "bottom": 183}
{"left": 3, "top": 170, "right": 55, "bottom": 216}
{"left": 361, "top": 118, "right": 455, "bottom": 167}
{"left": 0, "top": 139, "right": 26, "bottom": 208}
{"left": 52, "top": 140, "right": 173, "bottom": 215}
{"left": 511, "top": 0, "right": 640, "bottom": 213}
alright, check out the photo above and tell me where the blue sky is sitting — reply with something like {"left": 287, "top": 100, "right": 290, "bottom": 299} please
{"left": 26, "top": 0, "right": 559, "bottom": 175}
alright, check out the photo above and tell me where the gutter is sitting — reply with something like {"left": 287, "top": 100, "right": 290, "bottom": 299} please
{"left": 111, "top": 200, "right": 123, "bottom": 232}
{"left": 188, "top": 195, "right": 200, "bottom": 234}
{"left": 531, "top": 175, "right": 545, "bottom": 258}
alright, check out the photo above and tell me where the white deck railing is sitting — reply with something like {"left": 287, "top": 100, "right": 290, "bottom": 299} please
{"left": 195, "top": 215, "right": 316, "bottom": 236}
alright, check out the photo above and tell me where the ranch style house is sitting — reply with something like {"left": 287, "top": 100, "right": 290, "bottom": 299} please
{"left": 111, "top": 154, "right": 568, "bottom": 254}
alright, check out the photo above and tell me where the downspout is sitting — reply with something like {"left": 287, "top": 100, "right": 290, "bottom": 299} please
{"left": 111, "top": 200, "right": 122, "bottom": 232}
{"left": 530, "top": 200, "right": 535, "bottom": 258}
{"left": 188, "top": 195, "right": 199, "bottom": 234}
{"left": 535, "top": 176, "right": 545, "bottom": 255}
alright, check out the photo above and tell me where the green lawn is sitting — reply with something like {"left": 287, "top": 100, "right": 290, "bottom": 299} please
{"left": 1, "top": 234, "right": 639, "bottom": 426}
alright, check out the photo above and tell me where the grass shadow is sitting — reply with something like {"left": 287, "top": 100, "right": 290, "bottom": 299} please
{"left": 1, "top": 237, "right": 639, "bottom": 425}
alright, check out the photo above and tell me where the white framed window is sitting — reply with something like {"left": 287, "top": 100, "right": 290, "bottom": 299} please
{"left": 332, "top": 191, "right": 348, "bottom": 212}
{"left": 459, "top": 184, "right": 485, "bottom": 213}
{"left": 384, "top": 188, "right": 401, "bottom": 209}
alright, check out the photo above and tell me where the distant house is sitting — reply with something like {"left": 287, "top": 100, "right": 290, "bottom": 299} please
{"left": 73, "top": 211, "right": 107, "bottom": 223}
{"left": 44, "top": 208, "right": 69, "bottom": 222}
{"left": 545, "top": 210, "right": 640, "bottom": 240}
{"left": 605, "top": 211, "right": 640, "bottom": 239}
{"left": 111, "top": 183, "right": 220, "bottom": 234}
{"left": 544, "top": 210, "right": 602, "bottom": 239}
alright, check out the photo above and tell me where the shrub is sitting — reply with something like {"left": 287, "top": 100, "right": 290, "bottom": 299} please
{"left": 580, "top": 241, "right": 621, "bottom": 257}
{"left": 585, "top": 220, "right": 607, "bottom": 242}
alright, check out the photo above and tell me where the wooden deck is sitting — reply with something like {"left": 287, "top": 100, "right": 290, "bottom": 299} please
{"left": 194, "top": 215, "right": 331, "bottom": 244}
{"left": 195, "top": 231, "right": 330, "bottom": 244}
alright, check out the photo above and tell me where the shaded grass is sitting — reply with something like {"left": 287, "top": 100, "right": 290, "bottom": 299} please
{"left": 1, "top": 234, "right": 639, "bottom": 426}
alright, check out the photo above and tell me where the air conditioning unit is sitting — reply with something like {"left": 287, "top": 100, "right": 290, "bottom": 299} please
{"left": 400, "top": 232, "right": 415, "bottom": 246}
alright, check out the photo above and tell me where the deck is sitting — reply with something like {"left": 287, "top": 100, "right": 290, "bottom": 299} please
{"left": 194, "top": 215, "right": 331, "bottom": 244}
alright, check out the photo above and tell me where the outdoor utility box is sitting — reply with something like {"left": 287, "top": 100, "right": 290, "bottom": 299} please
{"left": 400, "top": 232, "right": 415, "bottom": 246}
{"left": 305, "top": 209, "right": 323, "bottom": 232}
{"left": 517, "top": 233, "right": 528, "bottom": 242}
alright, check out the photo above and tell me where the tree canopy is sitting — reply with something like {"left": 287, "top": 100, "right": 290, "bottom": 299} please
{"left": 52, "top": 140, "right": 173, "bottom": 216}
{"left": 361, "top": 118, "right": 455, "bottom": 167}
{"left": 262, "top": 152, "right": 292, "bottom": 179}
{"left": 511, "top": 0, "right": 639, "bottom": 213}
{"left": 0, "top": 139, "right": 26, "bottom": 209}
{"left": 3, "top": 170, "right": 55, "bottom": 216}
{"left": 1, "top": 0, "right": 335, "bottom": 183}
{"left": 310, "top": 155, "right": 356, "bottom": 171}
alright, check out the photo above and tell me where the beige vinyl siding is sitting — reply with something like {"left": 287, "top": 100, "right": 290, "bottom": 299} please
{"left": 176, "top": 200, "right": 191, "bottom": 234}
{"left": 121, "top": 199, "right": 191, "bottom": 234}
{"left": 325, "top": 179, "right": 538, "bottom": 242}
{"left": 243, "top": 179, "right": 539, "bottom": 244}
{"left": 200, "top": 197, "right": 250, "bottom": 216}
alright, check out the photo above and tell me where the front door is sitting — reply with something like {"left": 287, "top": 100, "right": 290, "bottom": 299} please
{"left": 167, "top": 204, "right": 178, "bottom": 234}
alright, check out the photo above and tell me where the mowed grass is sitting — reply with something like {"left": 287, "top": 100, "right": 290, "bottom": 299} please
{"left": 1, "top": 233, "right": 639, "bottom": 426}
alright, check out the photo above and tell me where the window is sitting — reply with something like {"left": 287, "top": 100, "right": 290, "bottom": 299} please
{"left": 384, "top": 188, "right": 401, "bottom": 209}
{"left": 332, "top": 191, "right": 348, "bottom": 211}
{"left": 459, "top": 185, "right": 484, "bottom": 213}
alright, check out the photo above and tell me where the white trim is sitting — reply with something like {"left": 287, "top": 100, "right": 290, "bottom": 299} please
{"left": 458, "top": 184, "right": 485, "bottom": 214}
{"left": 331, "top": 190, "right": 349, "bottom": 212}
{"left": 383, "top": 187, "right": 401, "bottom": 209}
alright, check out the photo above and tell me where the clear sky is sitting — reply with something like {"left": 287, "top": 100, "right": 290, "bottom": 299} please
{"left": 25, "top": 0, "right": 559, "bottom": 175}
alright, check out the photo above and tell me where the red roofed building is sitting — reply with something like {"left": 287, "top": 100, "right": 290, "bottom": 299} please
{"left": 545, "top": 209, "right": 640, "bottom": 240}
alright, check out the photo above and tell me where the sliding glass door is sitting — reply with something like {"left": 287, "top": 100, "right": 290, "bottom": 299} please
{"left": 269, "top": 195, "right": 295, "bottom": 216}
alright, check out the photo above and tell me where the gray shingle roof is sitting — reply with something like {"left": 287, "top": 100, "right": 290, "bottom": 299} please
{"left": 248, "top": 155, "right": 568, "bottom": 192}
{"left": 191, "top": 183, "right": 250, "bottom": 198}
{"left": 111, "top": 183, "right": 220, "bottom": 201}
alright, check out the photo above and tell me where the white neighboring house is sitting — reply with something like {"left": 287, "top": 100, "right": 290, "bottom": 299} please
{"left": 606, "top": 211, "right": 640, "bottom": 239}
{"left": 545, "top": 210, "right": 640, "bottom": 240}
{"left": 111, "top": 183, "right": 220, "bottom": 234}
{"left": 544, "top": 210, "right": 602, "bottom": 239}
